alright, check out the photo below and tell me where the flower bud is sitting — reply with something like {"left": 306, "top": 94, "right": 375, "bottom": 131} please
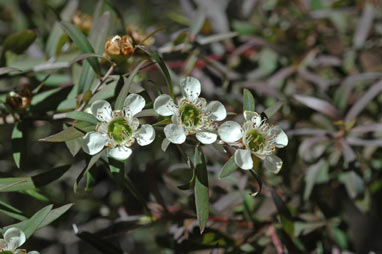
{"left": 72, "top": 12, "right": 92, "bottom": 34}
{"left": 6, "top": 86, "right": 32, "bottom": 110}
{"left": 126, "top": 24, "right": 155, "bottom": 47}
{"left": 104, "top": 35, "right": 135, "bottom": 62}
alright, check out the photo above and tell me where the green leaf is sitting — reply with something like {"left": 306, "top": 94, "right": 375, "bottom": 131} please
{"left": 45, "top": 22, "right": 66, "bottom": 57}
{"left": 0, "top": 178, "right": 35, "bottom": 192}
{"left": 264, "top": 101, "right": 285, "bottom": 118}
{"left": 88, "top": 11, "right": 111, "bottom": 54}
{"left": 76, "top": 231, "right": 124, "bottom": 254}
{"left": 271, "top": 190, "right": 294, "bottom": 237}
{"left": 70, "top": 53, "right": 111, "bottom": 66}
{"left": 1, "top": 204, "right": 72, "bottom": 235}
{"left": 3, "top": 29, "right": 37, "bottom": 54}
{"left": 38, "top": 203, "right": 74, "bottom": 228}
{"left": 194, "top": 146, "right": 209, "bottom": 234}
{"left": 190, "top": 10, "right": 206, "bottom": 37}
{"left": 304, "top": 160, "right": 329, "bottom": 200}
{"left": 243, "top": 88, "right": 255, "bottom": 112}
{"left": 78, "top": 63, "right": 97, "bottom": 93}
{"left": 32, "top": 165, "right": 71, "bottom": 188}
{"left": 0, "top": 67, "right": 22, "bottom": 76}
{"left": 60, "top": 22, "right": 101, "bottom": 75}
{"left": 11, "top": 123, "right": 23, "bottom": 168}
{"left": 75, "top": 151, "right": 105, "bottom": 192}
{"left": 0, "top": 208, "right": 28, "bottom": 221}
{"left": 339, "top": 171, "right": 364, "bottom": 199}
{"left": 0, "top": 200, "right": 23, "bottom": 214}
{"left": 39, "top": 126, "right": 84, "bottom": 142}
{"left": 31, "top": 87, "right": 61, "bottom": 106}
{"left": 115, "top": 60, "right": 147, "bottom": 109}
{"left": 66, "top": 111, "right": 99, "bottom": 125}
{"left": 249, "top": 169, "right": 262, "bottom": 196}
{"left": 21, "top": 204, "right": 53, "bottom": 238}
{"left": 219, "top": 156, "right": 238, "bottom": 179}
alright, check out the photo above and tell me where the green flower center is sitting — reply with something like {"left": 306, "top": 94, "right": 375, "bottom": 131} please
{"left": 108, "top": 118, "right": 132, "bottom": 143}
{"left": 180, "top": 104, "right": 201, "bottom": 127}
{"left": 246, "top": 129, "right": 265, "bottom": 152}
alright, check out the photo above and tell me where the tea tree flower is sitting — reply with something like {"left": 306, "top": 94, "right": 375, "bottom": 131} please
{"left": 154, "top": 77, "right": 226, "bottom": 144}
{"left": 218, "top": 111, "right": 288, "bottom": 173}
{"left": 104, "top": 35, "right": 134, "bottom": 62}
{"left": 0, "top": 227, "right": 39, "bottom": 254}
{"left": 82, "top": 94, "right": 155, "bottom": 160}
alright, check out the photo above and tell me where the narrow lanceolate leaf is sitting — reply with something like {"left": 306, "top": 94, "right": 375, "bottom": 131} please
{"left": 194, "top": 146, "right": 209, "bottom": 234}
{"left": 66, "top": 111, "right": 99, "bottom": 125}
{"left": 38, "top": 203, "right": 74, "bottom": 228}
{"left": 32, "top": 165, "right": 72, "bottom": 188}
{"left": 21, "top": 204, "right": 53, "bottom": 238}
{"left": 189, "top": 10, "right": 206, "bottom": 37}
{"left": 264, "top": 101, "right": 285, "bottom": 118}
{"left": 271, "top": 190, "right": 294, "bottom": 237}
{"left": 11, "top": 123, "right": 23, "bottom": 168}
{"left": 294, "top": 95, "right": 340, "bottom": 119}
{"left": 39, "top": 126, "right": 84, "bottom": 142}
{"left": 70, "top": 53, "right": 111, "bottom": 66}
{"left": 243, "top": 88, "right": 255, "bottom": 112}
{"left": 1, "top": 204, "right": 72, "bottom": 234}
{"left": 115, "top": 60, "right": 147, "bottom": 109}
{"left": 136, "top": 46, "right": 174, "bottom": 99}
{"left": 89, "top": 11, "right": 111, "bottom": 54}
{"left": 3, "top": 29, "right": 37, "bottom": 54}
{"left": 249, "top": 169, "right": 262, "bottom": 197}
{"left": 0, "top": 67, "right": 22, "bottom": 76}
{"left": 0, "top": 178, "right": 35, "bottom": 192}
{"left": 0, "top": 208, "right": 28, "bottom": 221}
{"left": 74, "top": 151, "right": 105, "bottom": 192}
{"left": 219, "top": 155, "right": 238, "bottom": 179}
{"left": 345, "top": 80, "right": 382, "bottom": 123}
{"left": 60, "top": 22, "right": 101, "bottom": 75}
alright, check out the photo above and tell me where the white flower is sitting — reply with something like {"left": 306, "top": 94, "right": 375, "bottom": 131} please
{"left": 82, "top": 94, "right": 155, "bottom": 160}
{"left": 0, "top": 227, "right": 39, "bottom": 254}
{"left": 154, "top": 77, "right": 227, "bottom": 144}
{"left": 218, "top": 111, "right": 288, "bottom": 173}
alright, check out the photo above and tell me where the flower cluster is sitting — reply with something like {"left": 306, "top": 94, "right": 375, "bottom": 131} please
{"left": 0, "top": 228, "right": 39, "bottom": 254}
{"left": 81, "top": 77, "right": 288, "bottom": 173}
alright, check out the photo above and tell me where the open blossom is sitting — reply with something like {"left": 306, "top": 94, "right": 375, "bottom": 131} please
{"left": 0, "top": 227, "right": 39, "bottom": 254}
{"left": 154, "top": 77, "right": 227, "bottom": 144}
{"left": 218, "top": 111, "right": 288, "bottom": 173}
{"left": 82, "top": 94, "right": 155, "bottom": 160}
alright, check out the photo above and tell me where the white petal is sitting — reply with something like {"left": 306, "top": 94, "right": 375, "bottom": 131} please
{"left": 244, "top": 111, "right": 261, "bottom": 126}
{"left": 0, "top": 239, "right": 6, "bottom": 248}
{"left": 180, "top": 76, "right": 201, "bottom": 102}
{"left": 264, "top": 154, "right": 283, "bottom": 174}
{"left": 91, "top": 100, "right": 112, "bottom": 122}
{"left": 108, "top": 146, "right": 132, "bottom": 160}
{"left": 154, "top": 94, "right": 177, "bottom": 116}
{"left": 27, "top": 252, "right": 40, "bottom": 254}
{"left": 234, "top": 149, "right": 253, "bottom": 170}
{"left": 164, "top": 123, "right": 186, "bottom": 144}
{"left": 196, "top": 131, "right": 217, "bottom": 144}
{"left": 124, "top": 93, "right": 145, "bottom": 117}
{"left": 218, "top": 121, "right": 242, "bottom": 143}
{"left": 136, "top": 124, "right": 155, "bottom": 146}
{"left": 271, "top": 126, "right": 288, "bottom": 148}
{"left": 206, "top": 101, "right": 226, "bottom": 121}
{"left": 4, "top": 227, "right": 26, "bottom": 249}
{"left": 82, "top": 132, "right": 108, "bottom": 155}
